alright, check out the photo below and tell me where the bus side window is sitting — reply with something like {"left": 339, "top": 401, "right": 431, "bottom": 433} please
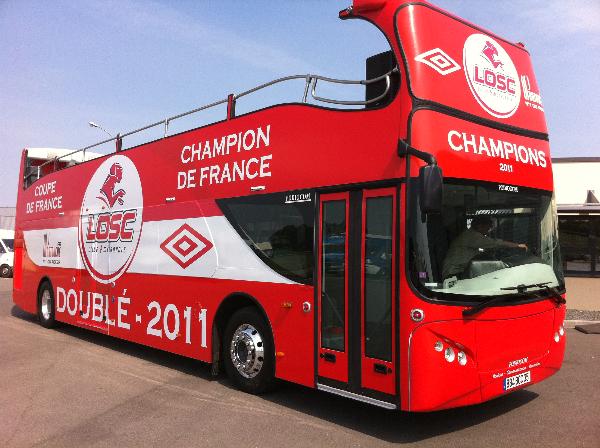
{"left": 218, "top": 191, "right": 315, "bottom": 285}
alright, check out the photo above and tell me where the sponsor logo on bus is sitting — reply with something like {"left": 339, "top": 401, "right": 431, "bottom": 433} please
{"left": 285, "top": 192, "right": 311, "bottom": 204}
{"left": 508, "top": 357, "right": 528, "bottom": 368}
{"left": 160, "top": 223, "right": 213, "bottom": 269}
{"left": 42, "top": 233, "right": 61, "bottom": 265}
{"left": 414, "top": 47, "right": 461, "bottom": 76}
{"left": 78, "top": 155, "right": 143, "bottom": 284}
{"left": 521, "top": 75, "right": 544, "bottom": 111}
{"left": 463, "top": 34, "right": 521, "bottom": 118}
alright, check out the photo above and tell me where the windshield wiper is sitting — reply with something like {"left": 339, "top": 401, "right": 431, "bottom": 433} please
{"left": 463, "top": 295, "right": 518, "bottom": 317}
{"left": 463, "top": 282, "right": 565, "bottom": 317}
{"left": 501, "top": 282, "right": 565, "bottom": 305}
{"left": 539, "top": 285, "right": 566, "bottom": 306}
{"left": 463, "top": 295, "right": 522, "bottom": 317}
{"left": 499, "top": 282, "right": 551, "bottom": 293}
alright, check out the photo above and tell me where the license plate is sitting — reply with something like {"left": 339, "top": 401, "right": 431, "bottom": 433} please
{"left": 504, "top": 371, "right": 531, "bottom": 391}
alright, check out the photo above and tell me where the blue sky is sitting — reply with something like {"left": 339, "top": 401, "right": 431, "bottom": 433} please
{"left": 1, "top": 0, "right": 598, "bottom": 206}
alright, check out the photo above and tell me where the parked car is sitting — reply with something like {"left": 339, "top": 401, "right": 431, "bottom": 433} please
{"left": 0, "top": 229, "right": 14, "bottom": 278}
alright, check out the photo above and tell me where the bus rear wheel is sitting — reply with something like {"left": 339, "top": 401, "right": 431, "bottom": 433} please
{"left": 37, "top": 281, "right": 56, "bottom": 329}
{"left": 223, "top": 307, "right": 275, "bottom": 394}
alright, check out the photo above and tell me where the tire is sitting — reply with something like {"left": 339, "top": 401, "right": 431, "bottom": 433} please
{"left": 223, "top": 307, "right": 275, "bottom": 394}
{"left": 37, "top": 281, "right": 56, "bottom": 329}
{"left": 0, "top": 264, "right": 11, "bottom": 278}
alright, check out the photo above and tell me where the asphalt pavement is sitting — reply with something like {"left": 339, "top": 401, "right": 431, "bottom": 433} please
{"left": 1, "top": 278, "right": 599, "bottom": 448}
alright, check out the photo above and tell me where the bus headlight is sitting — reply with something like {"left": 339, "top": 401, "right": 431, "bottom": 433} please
{"left": 559, "top": 326, "right": 565, "bottom": 336}
{"left": 444, "top": 347, "right": 455, "bottom": 363}
{"left": 554, "top": 332, "right": 560, "bottom": 343}
{"left": 434, "top": 341, "right": 444, "bottom": 352}
{"left": 457, "top": 351, "right": 467, "bottom": 366}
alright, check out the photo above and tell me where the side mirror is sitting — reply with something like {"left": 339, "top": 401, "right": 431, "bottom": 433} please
{"left": 419, "top": 164, "right": 443, "bottom": 214}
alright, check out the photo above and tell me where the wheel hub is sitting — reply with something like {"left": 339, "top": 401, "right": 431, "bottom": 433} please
{"left": 41, "top": 290, "right": 52, "bottom": 321}
{"left": 230, "top": 324, "right": 264, "bottom": 379}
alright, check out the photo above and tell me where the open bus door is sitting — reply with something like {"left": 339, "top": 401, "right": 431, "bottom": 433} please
{"left": 317, "top": 187, "right": 398, "bottom": 406}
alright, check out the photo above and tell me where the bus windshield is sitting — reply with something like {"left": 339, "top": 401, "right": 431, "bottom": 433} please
{"left": 409, "top": 180, "right": 564, "bottom": 300}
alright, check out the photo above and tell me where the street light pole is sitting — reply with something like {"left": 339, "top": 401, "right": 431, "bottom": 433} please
{"left": 88, "top": 121, "right": 113, "bottom": 138}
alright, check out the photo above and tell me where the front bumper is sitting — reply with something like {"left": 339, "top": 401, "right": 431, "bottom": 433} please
{"left": 407, "top": 305, "right": 566, "bottom": 411}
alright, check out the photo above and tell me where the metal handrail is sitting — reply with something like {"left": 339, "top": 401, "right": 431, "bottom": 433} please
{"left": 234, "top": 75, "right": 310, "bottom": 101}
{"left": 34, "top": 67, "right": 398, "bottom": 176}
{"left": 311, "top": 68, "right": 396, "bottom": 105}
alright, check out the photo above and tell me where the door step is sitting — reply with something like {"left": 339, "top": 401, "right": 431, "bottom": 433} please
{"left": 316, "top": 383, "right": 397, "bottom": 410}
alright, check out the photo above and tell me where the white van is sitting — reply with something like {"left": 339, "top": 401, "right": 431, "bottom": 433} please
{"left": 0, "top": 229, "right": 14, "bottom": 278}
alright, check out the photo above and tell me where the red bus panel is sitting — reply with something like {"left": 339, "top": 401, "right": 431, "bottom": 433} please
{"left": 396, "top": 3, "right": 548, "bottom": 134}
{"left": 409, "top": 109, "right": 553, "bottom": 191}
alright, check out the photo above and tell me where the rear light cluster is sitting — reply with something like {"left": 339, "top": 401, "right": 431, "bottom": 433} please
{"left": 554, "top": 323, "right": 565, "bottom": 343}
{"left": 435, "top": 341, "right": 467, "bottom": 366}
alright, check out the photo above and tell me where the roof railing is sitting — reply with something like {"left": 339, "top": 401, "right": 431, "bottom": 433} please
{"left": 33, "top": 66, "right": 398, "bottom": 179}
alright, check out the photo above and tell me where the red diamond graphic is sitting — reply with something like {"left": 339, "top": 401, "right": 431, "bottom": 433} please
{"left": 160, "top": 223, "right": 213, "bottom": 269}
{"left": 173, "top": 234, "right": 197, "bottom": 257}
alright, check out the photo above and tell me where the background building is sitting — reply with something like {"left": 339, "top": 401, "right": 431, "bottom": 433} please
{"left": 553, "top": 158, "right": 600, "bottom": 278}
{"left": 554, "top": 157, "right": 599, "bottom": 311}
{"left": 0, "top": 207, "right": 15, "bottom": 231}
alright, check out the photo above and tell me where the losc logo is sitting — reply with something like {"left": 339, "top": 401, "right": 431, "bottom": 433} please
{"left": 97, "top": 163, "right": 126, "bottom": 208}
{"left": 84, "top": 209, "right": 137, "bottom": 243}
{"left": 463, "top": 34, "right": 521, "bottom": 119}
{"left": 78, "top": 155, "right": 143, "bottom": 284}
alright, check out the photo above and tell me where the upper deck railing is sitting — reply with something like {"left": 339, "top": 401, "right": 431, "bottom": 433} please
{"left": 28, "top": 67, "right": 398, "bottom": 183}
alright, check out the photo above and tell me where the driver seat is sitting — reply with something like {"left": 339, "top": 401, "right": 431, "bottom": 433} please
{"left": 466, "top": 260, "right": 508, "bottom": 278}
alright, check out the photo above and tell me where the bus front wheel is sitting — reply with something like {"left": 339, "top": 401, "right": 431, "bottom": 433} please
{"left": 37, "top": 281, "right": 56, "bottom": 329}
{"left": 223, "top": 307, "right": 275, "bottom": 394}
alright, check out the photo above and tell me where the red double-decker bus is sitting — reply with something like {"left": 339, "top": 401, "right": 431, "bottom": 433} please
{"left": 13, "top": 0, "right": 566, "bottom": 411}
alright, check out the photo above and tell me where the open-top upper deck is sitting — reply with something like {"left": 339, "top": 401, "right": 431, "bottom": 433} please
{"left": 21, "top": 0, "right": 555, "bottom": 211}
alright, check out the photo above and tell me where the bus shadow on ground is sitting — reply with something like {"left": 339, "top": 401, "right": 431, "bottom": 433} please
{"left": 262, "top": 382, "right": 538, "bottom": 443}
{"left": 10, "top": 305, "right": 213, "bottom": 381}
{"left": 11, "top": 305, "right": 538, "bottom": 443}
